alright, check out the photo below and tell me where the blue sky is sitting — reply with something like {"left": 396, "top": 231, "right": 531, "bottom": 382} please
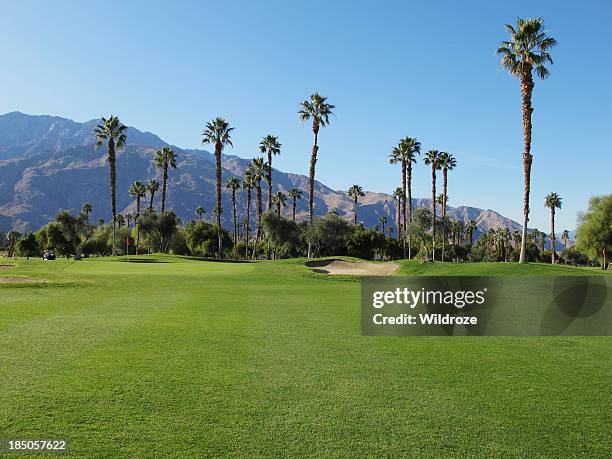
{"left": 1, "top": 0, "right": 610, "bottom": 231}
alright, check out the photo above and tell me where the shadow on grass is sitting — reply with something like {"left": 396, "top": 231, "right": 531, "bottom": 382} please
{"left": 181, "top": 256, "right": 254, "bottom": 264}
{"left": 120, "top": 258, "right": 170, "bottom": 263}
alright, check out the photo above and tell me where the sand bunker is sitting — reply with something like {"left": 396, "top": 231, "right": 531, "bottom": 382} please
{"left": 305, "top": 259, "right": 399, "bottom": 276}
{"left": 0, "top": 277, "right": 36, "bottom": 283}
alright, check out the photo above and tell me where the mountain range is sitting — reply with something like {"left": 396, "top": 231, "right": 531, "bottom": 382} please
{"left": 0, "top": 112, "right": 572, "bottom": 248}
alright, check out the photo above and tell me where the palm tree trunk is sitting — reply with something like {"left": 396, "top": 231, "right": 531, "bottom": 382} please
{"left": 442, "top": 169, "right": 448, "bottom": 262}
{"left": 292, "top": 199, "right": 296, "bottom": 222}
{"left": 136, "top": 198, "right": 140, "bottom": 255}
{"left": 215, "top": 142, "right": 223, "bottom": 259}
{"left": 307, "top": 128, "right": 318, "bottom": 258}
{"left": 277, "top": 203, "right": 281, "bottom": 217}
{"left": 401, "top": 159, "right": 407, "bottom": 258}
{"left": 149, "top": 191, "right": 155, "bottom": 212}
{"left": 232, "top": 190, "right": 237, "bottom": 254}
{"left": 407, "top": 162, "right": 413, "bottom": 259}
{"left": 161, "top": 164, "right": 168, "bottom": 213}
{"left": 431, "top": 167, "right": 436, "bottom": 261}
{"left": 550, "top": 208, "right": 555, "bottom": 264}
{"left": 267, "top": 152, "right": 273, "bottom": 211}
{"left": 519, "top": 68, "right": 534, "bottom": 264}
{"left": 353, "top": 197, "right": 357, "bottom": 225}
{"left": 252, "top": 184, "right": 262, "bottom": 260}
{"left": 108, "top": 139, "right": 117, "bottom": 256}
{"left": 603, "top": 248, "right": 608, "bottom": 270}
{"left": 396, "top": 198, "right": 401, "bottom": 241}
{"left": 245, "top": 190, "right": 251, "bottom": 259}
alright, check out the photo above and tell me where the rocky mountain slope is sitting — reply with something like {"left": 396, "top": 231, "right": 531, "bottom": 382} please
{"left": 0, "top": 112, "right": 570, "bottom": 248}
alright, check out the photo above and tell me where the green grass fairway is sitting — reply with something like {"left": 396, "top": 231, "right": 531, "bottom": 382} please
{"left": 1, "top": 256, "right": 610, "bottom": 457}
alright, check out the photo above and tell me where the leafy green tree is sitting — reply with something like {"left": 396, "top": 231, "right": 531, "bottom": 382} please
{"left": 497, "top": 17, "right": 557, "bottom": 263}
{"left": 202, "top": 117, "right": 234, "bottom": 259}
{"left": 544, "top": 192, "right": 562, "bottom": 263}
{"left": 304, "top": 212, "right": 351, "bottom": 257}
{"left": 17, "top": 233, "right": 39, "bottom": 259}
{"left": 347, "top": 185, "right": 365, "bottom": 225}
{"left": 185, "top": 220, "right": 232, "bottom": 258}
{"left": 298, "top": 93, "right": 335, "bottom": 225}
{"left": 54, "top": 210, "right": 90, "bottom": 259}
{"left": 154, "top": 147, "right": 178, "bottom": 213}
{"left": 259, "top": 135, "right": 281, "bottom": 211}
{"left": 6, "top": 231, "right": 22, "bottom": 257}
{"left": 288, "top": 188, "right": 303, "bottom": 222}
{"left": 261, "top": 211, "right": 300, "bottom": 259}
{"left": 576, "top": 195, "right": 612, "bottom": 269}
{"left": 94, "top": 115, "right": 127, "bottom": 256}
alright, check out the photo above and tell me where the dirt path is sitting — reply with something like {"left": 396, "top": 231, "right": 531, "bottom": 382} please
{"left": 305, "top": 259, "right": 399, "bottom": 276}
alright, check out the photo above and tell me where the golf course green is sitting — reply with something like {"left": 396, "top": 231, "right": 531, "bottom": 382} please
{"left": 1, "top": 256, "right": 610, "bottom": 457}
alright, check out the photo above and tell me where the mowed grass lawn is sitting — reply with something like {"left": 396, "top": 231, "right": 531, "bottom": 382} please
{"left": 0, "top": 256, "right": 610, "bottom": 457}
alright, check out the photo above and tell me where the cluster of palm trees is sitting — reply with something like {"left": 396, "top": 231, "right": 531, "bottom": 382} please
{"left": 88, "top": 18, "right": 560, "bottom": 263}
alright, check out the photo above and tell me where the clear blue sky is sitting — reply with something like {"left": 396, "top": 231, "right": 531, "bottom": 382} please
{"left": 1, "top": 0, "right": 610, "bottom": 231}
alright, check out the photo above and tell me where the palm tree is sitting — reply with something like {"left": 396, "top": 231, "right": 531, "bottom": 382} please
{"left": 243, "top": 167, "right": 256, "bottom": 258}
{"left": 347, "top": 185, "right": 365, "bottom": 225}
{"left": 273, "top": 191, "right": 287, "bottom": 217}
{"left": 438, "top": 153, "right": 456, "bottom": 261}
{"left": 202, "top": 118, "right": 234, "bottom": 259}
{"left": 379, "top": 216, "right": 387, "bottom": 236}
{"left": 94, "top": 115, "right": 127, "bottom": 256}
{"left": 424, "top": 150, "right": 442, "bottom": 260}
{"left": 82, "top": 203, "right": 92, "bottom": 226}
{"left": 393, "top": 187, "right": 402, "bottom": 241}
{"left": 259, "top": 135, "right": 281, "bottom": 211}
{"left": 154, "top": 147, "right": 178, "bottom": 213}
{"left": 147, "top": 179, "right": 160, "bottom": 212}
{"left": 498, "top": 17, "right": 557, "bottom": 263}
{"left": 250, "top": 157, "right": 268, "bottom": 259}
{"left": 298, "top": 93, "right": 335, "bottom": 225}
{"left": 465, "top": 220, "right": 477, "bottom": 248}
{"left": 402, "top": 137, "right": 421, "bottom": 257}
{"left": 288, "top": 188, "right": 303, "bottom": 222}
{"left": 225, "top": 177, "right": 241, "bottom": 249}
{"left": 195, "top": 207, "right": 205, "bottom": 221}
{"left": 115, "top": 213, "right": 125, "bottom": 228}
{"left": 544, "top": 192, "right": 562, "bottom": 264}
{"left": 389, "top": 145, "right": 406, "bottom": 247}
{"left": 561, "top": 229, "right": 570, "bottom": 264}
{"left": 129, "top": 180, "right": 147, "bottom": 254}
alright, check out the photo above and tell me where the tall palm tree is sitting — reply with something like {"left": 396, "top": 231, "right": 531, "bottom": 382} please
{"left": 225, "top": 177, "right": 241, "bottom": 249}
{"left": 195, "top": 207, "right": 205, "bottom": 221}
{"left": 94, "top": 115, "right": 127, "bottom": 256}
{"left": 347, "top": 185, "right": 365, "bottom": 225}
{"left": 115, "top": 213, "right": 125, "bottom": 228}
{"left": 129, "top": 180, "right": 147, "bottom": 254}
{"left": 250, "top": 157, "right": 268, "bottom": 259}
{"left": 498, "top": 17, "right": 557, "bottom": 263}
{"left": 147, "top": 179, "right": 160, "bottom": 212}
{"left": 259, "top": 135, "right": 281, "bottom": 211}
{"left": 298, "top": 93, "right": 335, "bottom": 225}
{"left": 389, "top": 145, "right": 406, "bottom": 247}
{"left": 379, "top": 216, "right": 387, "bottom": 236}
{"left": 202, "top": 118, "right": 234, "bottom": 259}
{"left": 402, "top": 137, "right": 421, "bottom": 257}
{"left": 243, "top": 167, "right": 256, "bottom": 258}
{"left": 154, "top": 147, "right": 178, "bottom": 213}
{"left": 424, "top": 150, "right": 442, "bottom": 260}
{"left": 273, "top": 191, "right": 287, "bottom": 217}
{"left": 438, "top": 153, "right": 456, "bottom": 261}
{"left": 288, "top": 188, "right": 303, "bottom": 222}
{"left": 544, "top": 192, "right": 562, "bottom": 264}
{"left": 393, "top": 187, "right": 402, "bottom": 240}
